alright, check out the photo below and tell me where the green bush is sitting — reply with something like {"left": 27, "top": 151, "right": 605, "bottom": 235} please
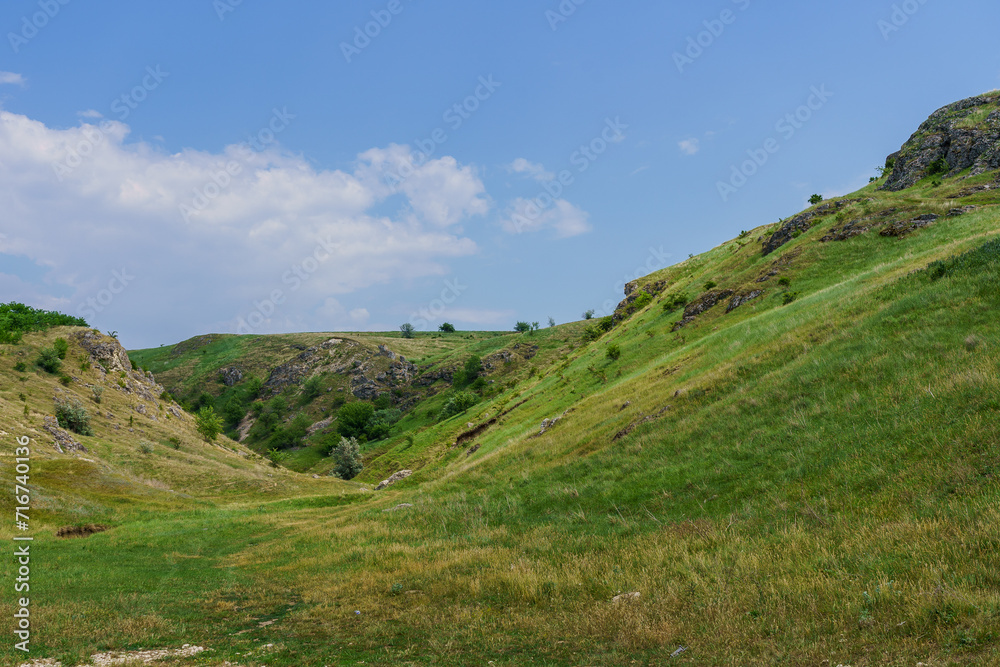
{"left": 606, "top": 344, "right": 622, "bottom": 361}
{"left": 630, "top": 291, "right": 653, "bottom": 312}
{"left": 373, "top": 393, "right": 393, "bottom": 410}
{"left": 0, "top": 302, "right": 87, "bottom": 345}
{"left": 704, "top": 280, "right": 718, "bottom": 291}
{"left": 55, "top": 398, "right": 93, "bottom": 436}
{"left": 927, "top": 158, "right": 949, "bottom": 176}
{"left": 597, "top": 317, "right": 614, "bottom": 333}
{"left": 809, "top": 194, "right": 824, "bottom": 205}
{"left": 399, "top": 323, "right": 415, "bottom": 339}
{"left": 514, "top": 321, "right": 531, "bottom": 333}
{"left": 453, "top": 355, "right": 483, "bottom": 388}
{"left": 582, "top": 326, "right": 602, "bottom": 343}
{"left": 266, "top": 413, "right": 312, "bottom": 450}
{"left": 13, "top": 361, "right": 27, "bottom": 373}
{"left": 782, "top": 291, "right": 799, "bottom": 305}
{"left": 337, "top": 401, "right": 375, "bottom": 440}
{"left": 53, "top": 338, "right": 69, "bottom": 359}
{"left": 438, "top": 322, "right": 456, "bottom": 333}
{"left": 300, "top": 376, "right": 324, "bottom": 404}
{"left": 35, "top": 348, "right": 62, "bottom": 374}
{"left": 439, "top": 391, "right": 478, "bottom": 420}
{"left": 662, "top": 292, "right": 689, "bottom": 313}
{"left": 331, "top": 436, "right": 363, "bottom": 480}
{"left": 58, "top": 374, "right": 72, "bottom": 386}
{"left": 195, "top": 406, "right": 224, "bottom": 443}
{"left": 778, "top": 277, "right": 791, "bottom": 286}
{"left": 583, "top": 309, "right": 595, "bottom": 320}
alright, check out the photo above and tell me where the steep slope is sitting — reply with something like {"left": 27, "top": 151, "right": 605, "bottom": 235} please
{"left": 5, "top": 94, "right": 1000, "bottom": 666}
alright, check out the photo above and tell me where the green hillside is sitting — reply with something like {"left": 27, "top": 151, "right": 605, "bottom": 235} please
{"left": 2, "top": 95, "right": 999, "bottom": 666}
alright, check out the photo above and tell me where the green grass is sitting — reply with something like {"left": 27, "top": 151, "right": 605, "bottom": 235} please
{"left": 3, "top": 171, "right": 1000, "bottom": 665}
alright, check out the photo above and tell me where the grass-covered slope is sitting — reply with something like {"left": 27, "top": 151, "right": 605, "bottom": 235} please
{"left": 4, "top": 110, "right": 1000, "bottom": 665}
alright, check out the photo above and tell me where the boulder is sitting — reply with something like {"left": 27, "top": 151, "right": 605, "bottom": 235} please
{"left": 219, "top": 366, "right": 243, "bottom": 386}
{"left": 375, "top": 470, "right": 413, "bottom": 491}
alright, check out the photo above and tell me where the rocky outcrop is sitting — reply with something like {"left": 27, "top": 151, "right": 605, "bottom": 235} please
{"left": 762, "top": 199, "right": 861, "bottom": 256}
{"left": 73, "top": 330, "right": 132, "bottom": 374}
{"left": 613, "top": 280, "right": 669, "bottom": 322}
{"left": 219, "top": 366, "right": 243, "bottom": 386}
{"left": 671, "top": 290, "right": 735, "bottom": 331}
{"left": 375, "top": 469, "right": 412, "bottom": 490}
{"left": 879, "top": 214, "right": 940, "bottom": 238}
{"left": 820, "top": 208, "right": 902, "bottom": 242}
{"left": 726, "top": 290, "right": 764, "bottom": 313}
{"left": 881, "top": 93, "right": 1000, "bottom": 191}
{"left": 43, "top": 416, "right": 87, "bottom": 454}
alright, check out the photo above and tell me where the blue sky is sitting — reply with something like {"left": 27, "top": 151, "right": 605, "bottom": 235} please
{"left": 1, "top": 0, "right": 998, "bottom": 349}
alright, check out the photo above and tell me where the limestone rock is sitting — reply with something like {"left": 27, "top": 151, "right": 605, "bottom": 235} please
{"left": 375, "top": 469, "right": 413, "bottom": 490}
{"left": 219, "top": 366, "right": 243, "bottom": 386}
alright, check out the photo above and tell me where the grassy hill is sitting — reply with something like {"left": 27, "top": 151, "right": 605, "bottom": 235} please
{"left": 2, "top": 95, "right": 1000, "bottom": 666}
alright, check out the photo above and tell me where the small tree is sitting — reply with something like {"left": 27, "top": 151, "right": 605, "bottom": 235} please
{"left": 54, "top": 398, "right": 93, "bottom": 436}
{"left": 514, "top": 321, "right": 531, "bottom": 333}
{"left": 438, "top": 322, "right": 456, "bottom": 333}
{"left": 36, "top": 347, "right": 62, "bottom": 374}
{"left": 53, "top": 338, "right": 69, "bottom": 359}
{"left": 195, "top": 406, "right": 224, "bottom": 443}
{"left": 530, "top": 322, "right": 540, "bottom": 334}
{"left": 606, "top": 344, "right": 622, "bottom": 361}
{"left": 400, "top": 323, "right": 415, "bottom": 339}
{"left": 809, "top": 194, "right": 824, "bottom": 206}
{"left": 583, "top": 309, "right": 595, "bottom": 320}
{"left": 332, "top": 436, "right": 363, "bottom": 480}
{"left": 548, "top": 317, "right": 556, "bottom": 328}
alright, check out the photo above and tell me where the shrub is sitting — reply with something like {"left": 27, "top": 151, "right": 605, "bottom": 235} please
{"left": 582, "top": 326, "right": 602, "bottom": 343}
{"left": 583, "top": 309, "right": 595, "bottom": 320}
{"left": 514, "top": 321, "right": 531, "bottom": 333}
{"left": 809, "top": 194, "right": 824, "bottom": 205}
{"left": 266, "top": 413, "right": 312, "bottom": 450}
{"left": 630, "top": 291, "right": 653, "bottom": 312}
{"left": 0, "top": 302, "right": 87, "bottom": 344}
{"left": 267, "top": 448, "right": 288, "bottom": 468}
{"left": 53, "top": 338, "right": 69, "bottom": 359}
{"left": 927, "top": 158, "right": 949, "bottom": 176}
{"left": 139, "top": 440, "right": 154, "bottom": 454}
{"left": 548, "top": 317, "right": 556, "bottom": 328}
{"left": 332, "top": 437, "right": 363, "bottom": 480}
{"left": 778, "top": 277, "right": 791, "bottom": 286}
{"left": 300, "top": 376, "right": 324, "bottom": 404}
{"left": 373, "top": 393, "right": 393, "bottom": 410}
{"left": 58, "top": 374, "right": 72, "bottom": 386}
{"left": 337, "top": 402, "right": 375, "bottom": 440}
{"left": 606, "top": 344, "right": 622, "bottom": 361}
{"left": 167, "top": 436, "right": 182, "bottom": 450}
{"left": 195, "top": 406, "right": 224, "bottom": 443}
{"left": 704, "top": 280, "right": 718, "bottom": 291}
{"left": 399, "top": 323, "right": 415, "bottom": 339}
{"left": 35, "top": 348, "right": 62, "bottom": 374}
{"left": 597, "top": 317, "right": 614, "bottom": 333}
{"left": 13, "top": 361, "right": 27, "bottom": 372}
{"left": 662, "top": 292, "right": 689, "bottom": 313}
{"left": 439, "top": 391, "right": 478, "bottom": 420}
{"left": 55, "top": 398, "right": 93, "bottom": 436}
{"left": 782, "top": 291, "right": 799, "bottom": 305}
{"left": 438, "top": 322, "right": 456, "bottom": 333}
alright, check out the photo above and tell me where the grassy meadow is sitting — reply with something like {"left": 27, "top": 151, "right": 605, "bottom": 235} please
{"left": 2, "top": 171, "right": 1000, "bottom": 665}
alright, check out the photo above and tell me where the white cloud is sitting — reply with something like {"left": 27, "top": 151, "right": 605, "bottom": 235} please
{"left": 678, "top": 138, "right": 700, "bottom": 156}
{"left": 507, "top": 158, "right": 554, "bottom": 182}
{"left": 0, "top": 72, "right": 25, "bottom": 86}
{"left": 501, "top": 198, "right": 591, "bottom": 238}
{"left": 78, "top": 109, "right": 104, "bottom": 119}
{"left": 0, "top": 110, "right": 489, "bottom": 345}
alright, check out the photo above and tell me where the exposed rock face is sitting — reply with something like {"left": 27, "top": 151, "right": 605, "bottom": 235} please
{"left": 350, "top": 375, "right": 381, "bottom": 400}
{"left": 73, "top": 330, "right": 132, "bottom": 374}
{"left": 879, "top": 214, "right": 940, "bottom": 238}
{"left": 613, "top": 280, "right": 669, "bottom": 322}
{"left": 219, "top": 366, "right": 243, "bottom": 386}
{"left": 820, "top": 208, "right": 901, "bottom": 242}
{"left": 263, "top": 347, "right": 320, "bottom": 394}
{"left": 375, "top": 469, "right": 412, "bottom": 490}
{"left": 43, "top": 416, "right": 87, "bottom": 454}
{"left": 726, "top": 290, "right": 764, "bottom": 313}
{"left": 762, "top": 199, "right": 860, "bottom": 256}
{"left": 881, "top": 93, "right": 1000, "bottom": 191}
{"left": 672, "top": 290, "right": 735, "bottom": 331}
